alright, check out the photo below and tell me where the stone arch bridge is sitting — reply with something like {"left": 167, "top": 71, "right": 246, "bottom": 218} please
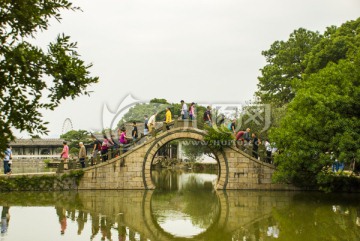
{"left": 79, "top": 126, "right": 293, "bottom": 190}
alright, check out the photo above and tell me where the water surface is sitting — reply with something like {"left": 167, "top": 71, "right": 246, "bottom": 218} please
{"left": 1, "top": 170, "right": 360, "bottom": 241}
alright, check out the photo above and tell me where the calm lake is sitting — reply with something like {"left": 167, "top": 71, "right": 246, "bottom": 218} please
{"left": 1, "top": 169, "right": 360, "bottom": 241}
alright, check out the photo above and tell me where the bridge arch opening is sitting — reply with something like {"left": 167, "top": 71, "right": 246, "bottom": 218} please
{"left": 151, "top": 138, "right": 220, "bottom": 191}
{"left": 142, "top": 129, "right": 229, "bottom": 190}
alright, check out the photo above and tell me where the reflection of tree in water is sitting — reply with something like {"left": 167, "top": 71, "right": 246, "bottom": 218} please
{"left": 184, "top": 190, "right": 220, "bottom": 228}
{"left": 152, "top": 188, "right": 220, "bottom": 231}
{"left": 232, "top": 217, "right": 279, "bottom": 241}
{"left": 231, "top": 193, "right": 360, "bottom": 241}
{"left": 152, "top": 169, "right": 180, "bottom": 191}
{"left": 152, "top": 169, "right": 216, "bottom": 191}
{"left": 272, "top": 203, "right": 360, "bottom": 240}
{"left": 181, "top": 174, "right": 214, "bottom": 191}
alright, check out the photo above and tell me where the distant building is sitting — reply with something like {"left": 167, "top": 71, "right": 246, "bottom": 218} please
{"left": 9, "top": 138, "right": 65, "bottom": 159}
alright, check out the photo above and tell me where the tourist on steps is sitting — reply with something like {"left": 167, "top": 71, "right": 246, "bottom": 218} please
{"left": 101, "top": 135, "right": 111, "bottom": 162}
{"left": 252, "top": 133, "right": 261, "bottom": 160}
{"left": 147, "top": 111, "right": 157, "bottom": 134}
{"left": 143, "top": 115, "right": 149, "bottom": 135}
{"left": 132, "top": 122, "right": 138, "bottom": 144}
{"left": 60, "top": 141, "right": 69, "bottom": 170}
{"left": 180, "top": 100, "right": 188, "bottom": 119}
{"left": 91, "top": 135, "right": 101, "bottom": 165}
{"left": 189, "top": 102, "right": 196, "bottom": 120}
{"left": 165, "top": 107, "right": 172, "bottom": 130}
{"left": 78, "top": 142, "right": 86, "bottom": 168}
{"left": 203, "top": 106, "right": 212, "bottom": 127}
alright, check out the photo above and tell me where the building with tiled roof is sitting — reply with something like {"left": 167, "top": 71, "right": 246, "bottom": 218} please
{"left": 9, "top": 138, "right": 65, "bottom": 159}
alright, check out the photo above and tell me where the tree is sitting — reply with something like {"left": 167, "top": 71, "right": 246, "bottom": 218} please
{"left": 0, "top": 0, "right": 98, "bottom": 151}
{"left": 60, "top": 130, "right": 90, "bottom": 149}
{"left": 117, "top": 100, "right": 170, "bottom": 127}
{"left": 256, "top": 28, "right": 322, "bottom": 107}
{"left": 304, "top": 19, "right": 360, "bottom": 74}
{"left": 181, "top": 140, "right": 215, "bottom": 162}
{"left": 117, "top": 98, "right": 205, "bottom": 129}
{"left": 270, "top": 42, "right": 360, "bottom": 187}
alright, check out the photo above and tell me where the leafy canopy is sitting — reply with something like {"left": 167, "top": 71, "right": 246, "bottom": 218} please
{"left": 0, "top": 0, "right": 98, "bottom": 150}
{"left": 270, "top": 18, "right": 360, "bottom": 187}
{"left": 256, "top": 28, "right": 322, "bottom": 107}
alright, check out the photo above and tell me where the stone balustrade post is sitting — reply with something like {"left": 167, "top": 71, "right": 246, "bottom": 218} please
{"left": 108, "top": 149, "right": 112, "bottom": 161}
{"left": 174, "top": 115, "right": 178, "bottom": 128}
{"left": 96, "top": 154, "right": 100, "bottom": 165}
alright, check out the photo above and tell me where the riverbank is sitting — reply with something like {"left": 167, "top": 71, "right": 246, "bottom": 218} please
{"left": 0, "top": 170, "right": 84, "bottom": 191}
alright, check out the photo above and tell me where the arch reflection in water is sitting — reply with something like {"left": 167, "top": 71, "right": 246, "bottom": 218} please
{"left": 1, "top": 190, "right": 360, "bottom": 240}
{"left": 150, "top": 169, "right": 221, "bottom": 239}
{"left": 150, "top": 188, "right": 220, "bottom": 239}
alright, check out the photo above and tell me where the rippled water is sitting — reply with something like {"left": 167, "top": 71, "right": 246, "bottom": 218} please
{"left": 1, "top": 170, "right": 360, "bottom": 241}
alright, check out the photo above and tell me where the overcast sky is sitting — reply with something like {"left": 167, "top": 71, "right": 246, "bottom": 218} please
{"left": 19, "top": 0, "right": 360, "bottom": 138}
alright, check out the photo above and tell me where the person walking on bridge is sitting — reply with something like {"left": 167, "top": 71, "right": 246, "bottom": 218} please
{"left": 235, "top": 130, "right": 246, "bottom": 146}
{"left": 204, "top": 106, "right": 212, "bottom": 127}
{"left": 78, "top": 142, "right": 86, "bottom": 168}
{"left": 252, "top": 133, "right": 261, "bottom": 160}
{"left": 180, "top": 100, "right": 188, "bottom": 119}
{"left": 165, "top": 107, "right": 172, "bottom": 130}
{"left": 132, "top": 122, "right": 138, "bottom": 143}
{"left": 91, "top": 135, "right": 101, "bottom": 165}
{"left": 148, "top": 111, "right": 157, "bottom": 134}
{"left": 189, "top": 102, "right": 196, "bottom": 120}
{"left": 144, "top": 115, "right": 149, "bottom": 135}
{"left": 243, "top": 128, "right": 251, "bottom": 145}
{"left": 60, "top": 141, "right": 69, "bottom": 170}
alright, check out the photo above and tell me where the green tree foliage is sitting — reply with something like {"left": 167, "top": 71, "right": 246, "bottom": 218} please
{"left": 257, "top": 28, "right": 322, "bottom": 107}
{"left": 270, "top": 18, "right": 360, "bottom": 187}
{"left": 181, "top": 140, "right": 215, "bottom": 162}
{"left": 0, "top": 0, "right": 99, "bottom": 151}
{"left": 304, "top": 21, "right": 360, "bottom": 74}
{"left": 204, "top": 125, "right": 234, "bottom": 151}
{"left": 149, "top": 98, "right": 169, "bottom": 104}
{"left": 60, "top": 129, "right": 90, "bottom": 149}
{"left": 117, "top": 98, "right": 204, "bottom": 128}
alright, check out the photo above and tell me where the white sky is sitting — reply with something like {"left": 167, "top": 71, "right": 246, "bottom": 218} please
{"left": 16, "top": 0, "right": 360, "bottom": 138}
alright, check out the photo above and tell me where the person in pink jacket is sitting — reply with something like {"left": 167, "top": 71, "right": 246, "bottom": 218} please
{"left": 60, "top": 141, "right": 69, "bottom": 170}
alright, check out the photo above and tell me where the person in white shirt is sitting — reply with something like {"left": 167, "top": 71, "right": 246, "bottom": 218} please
{"left": 147, "top": 111, "right": 157, "bottom": 134}
{"left": 264, "top": 139, "right": 272, "bottom": 163}
{"left": 3, "top": 145, "right": 12, "bottom": 174}
{"left": 180, "top": 100, "right": 188, "bottom": 120}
